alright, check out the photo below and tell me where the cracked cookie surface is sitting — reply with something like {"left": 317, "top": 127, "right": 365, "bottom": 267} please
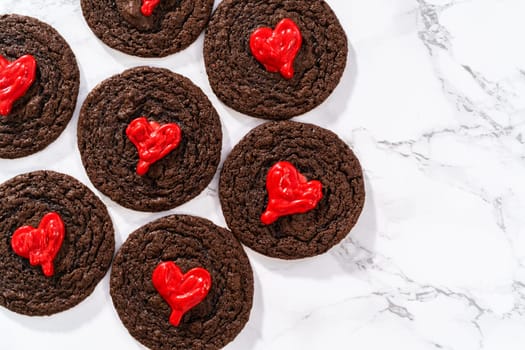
{"left": 0, "top": 15, "right": 79, "bottom": 158}
{"left": 0, "top": 171, "right": 115, "bottom": 316}
{"left": 204, "top": 0, "right": 348, "bottom": 120}
{"left": 110, "top": 214, "right": 253, "bottom": 350}
{"left": 78, "top": 66, "right": 222, "bottom": 212}
{"left": 219, "top": 121, "right": 365, "bottom": 259}
{"left": 81, "top": 0, "right": 213, "bottom": 57}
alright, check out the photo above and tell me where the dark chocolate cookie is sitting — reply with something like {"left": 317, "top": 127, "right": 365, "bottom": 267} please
{"left": 0, "top": 170, "right": 115, "bottom": 316}
{"left": 81, "top": 0, "right": 214, "bottom": 57}
{"left": 0, "top": 15, "right": 79, "bottom": 158}
{"left": 204, "top": 0, "right": 348, "bottom": 120}
{"left": 110, "top": 215, "right": 253, "bottom": 350}
{"left": 219, "top": 121, "right": 365, "bottom": 259}
{"left": 78, "top": 66, "right": 222, "bottom": 212}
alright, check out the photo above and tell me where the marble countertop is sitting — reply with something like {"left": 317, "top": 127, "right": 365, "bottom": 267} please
{"left": 1, "top": 0, "right": 524, "bottom": 349}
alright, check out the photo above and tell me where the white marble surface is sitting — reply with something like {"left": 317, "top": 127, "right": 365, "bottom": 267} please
{"left": 1, "top": 0, "right": 525, "bottom": 349}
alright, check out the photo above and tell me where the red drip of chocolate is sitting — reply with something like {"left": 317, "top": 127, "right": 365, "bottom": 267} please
{"left": 249, "top": 18, "right": 302, "bottom": 79}
{"left": 126, "top": 117, "right": 181, "bottom": 176}
{"left": 141, "top": 0, "right": 161, "bottom": 16}
{"left": 261, "top": 161, "right": 323, "bottom": 225}
{"left": 11, "top": 212, "right": 65, "bottom": 277}
{"left": 0, "top": 54, "right": 37, "bottom": 116}
{"left": 152, "top": 261, "right": 212, "bottom": 326}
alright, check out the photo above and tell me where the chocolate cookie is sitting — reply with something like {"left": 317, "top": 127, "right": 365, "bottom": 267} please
{"left": 110, "top": 215, "right": 253, "bottom": 350}
{"left": 204, "top": 0, "right": 348, "bottom": 120}
{"left": 219, "top": 121, "right": 365, "bottom": 259}
{"left": 81, "top": 0, "right": 214, "bottom": 57}
{"left": 78, "top": 66, "right": 222, "bottom": 212}
{"left": 0, "top": 15, "right": 79, "bottom": 158}
{"left": 0, "top": 170, "right": 115, "bottom": 316}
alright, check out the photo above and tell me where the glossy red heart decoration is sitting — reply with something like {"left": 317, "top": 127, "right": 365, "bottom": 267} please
{"left": 126, "top": 117, "right": 182, "bottom": 176}
{"left": 141, "top": 0, "right": 160, "bottom": 16}
{"left": 261, "top": 161, "right": 323, "bottom": 225}
{"left": 11, "top": 212, "right": 65, "bottom": 277}
{"left": 249, "top": 18, "right": 302, "bottom": 79}
{"left": 152, "top": 261, "right": 212, "bottom": 326}
{"left": 0, "top": 54, "right": 37, "bottom": 116}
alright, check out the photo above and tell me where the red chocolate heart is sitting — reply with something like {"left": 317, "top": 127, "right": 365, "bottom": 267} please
{"left": 141, "top": 0, "right": 160, "bottom": 16}
{"left": 126, "top": 116, "right": 182, "bottom": 176}
{"left": 11, "top": 212, "right": 65, "bottom": 277}
{"left": 249, "top": 18, "right": 302, "bottom": 79}
{"left": 261, "top": 161, "right": 323, "bottom": 225}
{"left": 152, "top": 261, "right": 212, "bottom": 326}
{"left": 0, "top": 54, "right": 37, "bottom": 116}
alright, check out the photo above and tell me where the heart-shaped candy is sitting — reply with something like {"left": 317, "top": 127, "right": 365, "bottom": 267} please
{"left": 0, "top": 54, "right": 37, "bottom": 116}
{"left": 261, "top": 161, "right": 323, "bottom": 225}
{"left": 141, "top": 0, "right": 160, "bottom": 16}
{"left": 249, "top": 18, "right": 302, "bottom": 79}
{"left": 152, "top": 261, "right": 212, "bottom": 326}
{"left": 11, "top": 212, "right": 65, "bottom": 277}
{"left": 126, "top": 117, "right": 182, "bottom": 176}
